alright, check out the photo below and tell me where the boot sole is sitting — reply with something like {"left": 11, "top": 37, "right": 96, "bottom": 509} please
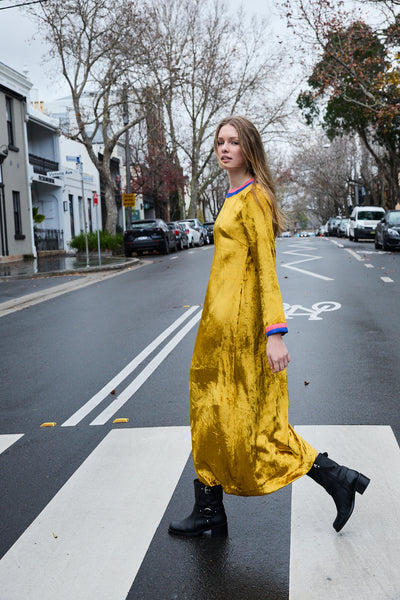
{"left": 168, "top": 522, "right": 228, "bottom": 537}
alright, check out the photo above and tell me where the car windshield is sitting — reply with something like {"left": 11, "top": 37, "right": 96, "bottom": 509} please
{"left": 388, "top": 212, "right": 400, "bottom": 225}
{"left": 358, "top": 211, "right": 384, "bottom": 220}
{"left": 131, "top": 221, "right": 157, "bottom": 229}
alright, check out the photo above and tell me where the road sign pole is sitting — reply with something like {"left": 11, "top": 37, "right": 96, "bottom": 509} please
{"left": 93, "top": 193, "right": 101, "bottom": 266}
{"left": 78, "top": 156, "right": 89, "bottom": 268}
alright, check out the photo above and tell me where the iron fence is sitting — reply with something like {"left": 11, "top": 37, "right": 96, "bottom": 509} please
{"left": 35, "top": 229, "right": 64, "bottom": 251}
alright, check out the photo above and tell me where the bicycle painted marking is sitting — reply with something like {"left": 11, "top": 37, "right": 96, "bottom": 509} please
{"left": 283, "top": 301, "right": 341, "bottom": 321}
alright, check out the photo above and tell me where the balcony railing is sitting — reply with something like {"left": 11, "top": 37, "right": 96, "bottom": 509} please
{"left": 35, "top": 228, "right": 64, "bottom": 251}
{"left": 29, "top": 154, "right": 58, "bottom": 176}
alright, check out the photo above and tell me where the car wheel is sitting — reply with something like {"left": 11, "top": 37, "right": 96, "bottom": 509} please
{"left": 125, "top": 249, "right": 132, "bottom": 257}
{"left": 198, "top": 235, "right": 204, "bottom": 247}
{"left": 374, "top": 235, "right": 381, "bottom": 249}
{"left": 190, "top": 237, "right": 195, "bottom": 248}
{"left": 162, "top": 239, "right": 170, "bottom": 254}
{"left": 136, "top": 250, "right": 143, "bottom": 257}
{"left": 353, "top": 234, "right": 358, "bottom": 242}
{"left": 179, "top": 239, "right": 184, "bottom": 250}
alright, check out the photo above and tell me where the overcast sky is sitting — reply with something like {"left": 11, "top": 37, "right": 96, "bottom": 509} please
{"left": 0, "top": 0, "right": 288, "bottom": 101}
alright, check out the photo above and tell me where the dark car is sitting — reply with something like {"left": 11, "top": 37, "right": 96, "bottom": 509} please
{"left": 167, "top": 221, "right": 189, "bottom": 250}
{"left": 375, "top": 210, "right": 400, "bottom": 251}
{"left": 327, "top": 217, "right": 342, "bottom": 236}
{"left": 203, "top": 221, "right": 215, "bottom": 243}
{"left": 124, "top": 219, "right": 177, "bottom": 256}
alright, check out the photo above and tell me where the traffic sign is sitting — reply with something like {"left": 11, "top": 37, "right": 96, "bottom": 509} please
{"left": 122, "top": 193, "right": 136, "bottom": 207}
{"left": 66, "top": 155, "right": 79, "bottom": 162}
{"left": 47, "top": 170, "right": 75, "bottom": 177}
{"left": 93, "top": 193, "right": 99, "bottom": 206}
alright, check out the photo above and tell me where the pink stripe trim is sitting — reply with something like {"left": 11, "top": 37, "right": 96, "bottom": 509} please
{"left": 265, "top": 323, "right": 287, "bottom": 333}
{"left": 228, "top": 179, "right": 254, "bottom": 194}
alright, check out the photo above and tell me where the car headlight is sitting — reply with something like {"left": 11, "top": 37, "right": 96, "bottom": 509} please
{"left": 387, "top": 228, "right": 400, "bottom": 237}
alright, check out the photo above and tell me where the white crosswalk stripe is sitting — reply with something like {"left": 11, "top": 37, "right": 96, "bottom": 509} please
{"left": 0, "top": 434, "right": 24, "bottom": 455}
{"left": 290, "top": 425, "right": 400, "bottom": 600}
{"left": 0, "top": 425, "right": 398, "bottom": 599}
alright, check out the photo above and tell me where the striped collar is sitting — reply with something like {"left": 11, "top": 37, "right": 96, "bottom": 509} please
{"left": 226, "top": 179, "right": 255, "bottom": 197}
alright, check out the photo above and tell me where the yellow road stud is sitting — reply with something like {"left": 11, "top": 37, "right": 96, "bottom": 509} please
{"left": 40, "top": 422, "right": 57, "bottom": 427}
{"left": 113, "top": 418, "right": 129, "bottom": 424}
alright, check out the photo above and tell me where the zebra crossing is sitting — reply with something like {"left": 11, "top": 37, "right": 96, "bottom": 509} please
{"left": 0, "top": 425, "right": 399, "bottom": 600}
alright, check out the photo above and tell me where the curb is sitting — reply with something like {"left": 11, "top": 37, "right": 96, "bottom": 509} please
{"left": 0, "top": 258, "right": 141, "bottom": 282}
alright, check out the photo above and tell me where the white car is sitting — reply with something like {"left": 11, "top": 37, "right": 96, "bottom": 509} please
{"left": 179, "top": 221, "right": 202, "bottom": 247}
{"left": 348, "top": 206, "right": 386, "bottom": 242}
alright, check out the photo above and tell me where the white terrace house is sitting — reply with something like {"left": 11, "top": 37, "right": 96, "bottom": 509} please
{"left": 27, "top": 105, "right": 64, "bottom": 252}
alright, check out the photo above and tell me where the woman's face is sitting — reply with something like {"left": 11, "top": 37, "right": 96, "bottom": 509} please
{"left": 216, "top": 124, "right": 246, "bottom": 172}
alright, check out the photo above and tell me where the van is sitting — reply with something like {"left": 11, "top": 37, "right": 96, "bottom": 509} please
{"left": 348, "top": 206, "right": 386, "bottom": 242}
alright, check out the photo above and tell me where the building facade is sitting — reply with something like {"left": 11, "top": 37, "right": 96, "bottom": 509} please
{"left": 0, "top": 62, "right": 35, "bottom": 261}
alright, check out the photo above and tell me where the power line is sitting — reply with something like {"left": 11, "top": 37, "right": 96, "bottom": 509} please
{"left": 0, "top": 0, "right": 49, "bottom": 9}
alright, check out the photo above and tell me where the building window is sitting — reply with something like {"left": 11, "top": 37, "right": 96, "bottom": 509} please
{"left": 6, "top": 97, "right": 15, "bottom": 148}
{"left": 13, "top": 191, "right": 24, "bottom": 239}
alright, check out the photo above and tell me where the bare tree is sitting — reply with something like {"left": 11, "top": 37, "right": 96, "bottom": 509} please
{"left": 30, "top": 0, "right": 152, "bottom": 234}
{"left": 140, "top": 0, "right": 294, "bottom": 218}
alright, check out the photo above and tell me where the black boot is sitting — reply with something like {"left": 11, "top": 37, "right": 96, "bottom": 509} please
{"left": 168, "top": 479, "right": 228, "bottom": 537}
{"left": 307, "top": 452, "right": 370, "bottom": 532}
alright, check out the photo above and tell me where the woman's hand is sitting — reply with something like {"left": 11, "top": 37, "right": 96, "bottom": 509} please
{"left": 266, "top": 333, "right": 290, "bottom": 373}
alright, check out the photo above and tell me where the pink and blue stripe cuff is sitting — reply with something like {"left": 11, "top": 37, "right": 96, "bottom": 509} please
{"left": 265, "top": 323, "right": 288, "bottom": 336}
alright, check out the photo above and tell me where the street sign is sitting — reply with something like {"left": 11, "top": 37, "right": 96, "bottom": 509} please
{"left": 66, "top": 155, "right": 79, "bottom": 162}
{"left": 93, "top": 193, "right": 99, "bottom": 206}
{"left": 83, "top": 175, "right": 94, "bottom": 183}
{"left": 47, "top": 170, "right": 75, "bottom": 177}
{"left": 122, "top": 193, "right": 136, "bottom": 207}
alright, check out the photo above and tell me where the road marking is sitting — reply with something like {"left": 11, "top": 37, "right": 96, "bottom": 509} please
{"left": 381, "top": 276, "right": 394, "bottom": 283}
{"left": 283, "top": 301, "right": 341, "bottom": 321}
{"left": 0, "top": 434, "right": 24, "bottom": 455}
{"left": 344, "top": 248, "right": 364, "bottom": 261}
{"left": 90, "top": 310, "right": 202, "bottom": 425}
{"left": 282, "top": 244, "right": 334, "bottom": 281}
{"left": 364, "top": 263, "right": 374, "bottom": 268}
{"left": 0, "top": 427, "right": 192, "bottom": 600}
{"left": 169, "top": 256, "right": 178, "bottom": 260}
{"left": 62, "top": 306, "right": 200, "bottom": 427}
{"left": 290, "top": 425, "right": 400, "bottom": 600}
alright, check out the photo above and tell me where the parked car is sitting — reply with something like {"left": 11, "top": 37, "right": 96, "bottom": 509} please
{"left": 374, "top": 210, "right": 400, "bottom": 251}
{"left": 348, "top": 205, "right": 385, "bottom": 242}
{"left": 280, "top": 230, "right": 292, "bottom": 238}
{"left": 337, "top": 218, "right": 349, "bottom": 238}
{"left": 124, "top": 219, "right": 177, "bottom": 256}
{"left": 327, "top": 217, "right": 342, "bottom": 236}
{"left": 182, "top": 218, "right": 209, "bottom": 244}
{"left": 203, "top": 221, "right": 215, "bottom": 243}
{"left": 179, "top": 221, "right": 201, "bottom": 247}
{"left": 167, "top": 221, "right": 189, "bottom": 250}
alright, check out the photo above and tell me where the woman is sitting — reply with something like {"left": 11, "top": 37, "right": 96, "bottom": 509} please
{"left": 169, "top": 116, "right": 370, "bottom": 537}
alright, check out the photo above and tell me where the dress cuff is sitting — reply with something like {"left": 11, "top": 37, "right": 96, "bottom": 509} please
{"left": 265, "top": 323, "right": 288, "bottom": 337}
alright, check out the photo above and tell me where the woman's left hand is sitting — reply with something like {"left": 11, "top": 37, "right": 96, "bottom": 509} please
{"left": 266, "top": 333, "right": 291, "bottom": 373}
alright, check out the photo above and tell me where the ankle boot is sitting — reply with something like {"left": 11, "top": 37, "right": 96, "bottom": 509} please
{"left": 168, "top": 479, "right": 228, "bottom": 537}
{"left": 307, "top": 452, "right": 370, "bottom": 532}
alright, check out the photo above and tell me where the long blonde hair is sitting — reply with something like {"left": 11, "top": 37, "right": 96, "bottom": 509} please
{"left": 214, "top": 115, "right": 285, "bottom": 236}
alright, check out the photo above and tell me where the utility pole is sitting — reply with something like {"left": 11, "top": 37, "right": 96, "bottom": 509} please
{"left": 123, "top": 84, "right": 132, "bottom": 228}
{"left": 77, "top": 156, "right": 89, "bottom": 268}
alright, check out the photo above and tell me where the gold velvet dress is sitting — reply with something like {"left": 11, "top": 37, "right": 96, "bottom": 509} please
{"left": 190, "top": 180, "right": 317, "bottom": 496}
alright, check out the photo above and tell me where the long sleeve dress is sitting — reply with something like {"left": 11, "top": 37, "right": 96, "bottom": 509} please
{"left": 190, "top": 180, "right": 317, "bottom": 496}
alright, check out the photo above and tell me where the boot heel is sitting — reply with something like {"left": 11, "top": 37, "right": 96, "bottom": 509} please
{"left": 356, "top": 473, "right": 370, "bottom": 494}
{"left": 211, "top": 522, "right": 228, "bottom": 536}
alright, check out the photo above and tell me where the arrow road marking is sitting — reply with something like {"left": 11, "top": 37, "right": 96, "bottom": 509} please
{"left": 62, "top": 306, "right": 201, "bottom": 427}
{"left": 281, "top": 244, "right": 334, "bottom": 281}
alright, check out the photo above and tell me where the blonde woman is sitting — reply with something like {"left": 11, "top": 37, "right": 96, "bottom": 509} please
{"left": 169, "top": 116, "right": 370, "bottom": 537}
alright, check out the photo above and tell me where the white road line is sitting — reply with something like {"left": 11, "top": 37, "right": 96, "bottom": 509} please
{"left": 90, "top": 310, "right": 202, "bottom": 425}
{"left": 364, "top": 263, "right": 374, "bottom": 268}
{"left": 0, "top": 434, "right": 24, "bottom": 455}
{"left": 345, "top": 248, "right": 364, "bottom": 261}
{"left": 282, "top": 246, "right": 334, "bottom": 281}
{"left": 290, "top": 425, "right": 400, "bottom": 600}
{"left": 62, "top": 306, "right": 200, "bottom": 427}
{"left": 381, "top": 276, "right": 394, "bottom": 283}
{"left": 0, "top": 427, "right": 192, "bottom": 600}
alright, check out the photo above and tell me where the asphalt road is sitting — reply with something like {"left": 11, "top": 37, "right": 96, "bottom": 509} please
{"left": 0, "top": 237, "right": 399, "bottom": 600}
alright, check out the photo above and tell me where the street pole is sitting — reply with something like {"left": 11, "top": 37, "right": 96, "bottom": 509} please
{"left": 123, "top": 83, "right": 132, "bottom": 228}
{"left": 94, "top": 192, "right": 101, "bottom": 266}
{"left": 77, "top": 156, "right": 89, "bottom": 268}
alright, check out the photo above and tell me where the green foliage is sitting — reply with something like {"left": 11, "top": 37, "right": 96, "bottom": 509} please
{"left": 69, "top": 231, "right": 123, "bottom": 252}
{"left": 32, "top": 206, "right": 45, "bottom": 224}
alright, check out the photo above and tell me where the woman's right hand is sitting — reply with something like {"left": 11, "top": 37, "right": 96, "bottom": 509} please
{"left": 266, "top": 333, "right": 290, "bottom": 373}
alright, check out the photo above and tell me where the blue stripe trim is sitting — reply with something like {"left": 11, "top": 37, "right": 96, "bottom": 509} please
{"left": 266, "top": 326, "right": 288, "bottom": 337}
{"left": 226, "top": 179, "right": 254, "bottom": 197}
